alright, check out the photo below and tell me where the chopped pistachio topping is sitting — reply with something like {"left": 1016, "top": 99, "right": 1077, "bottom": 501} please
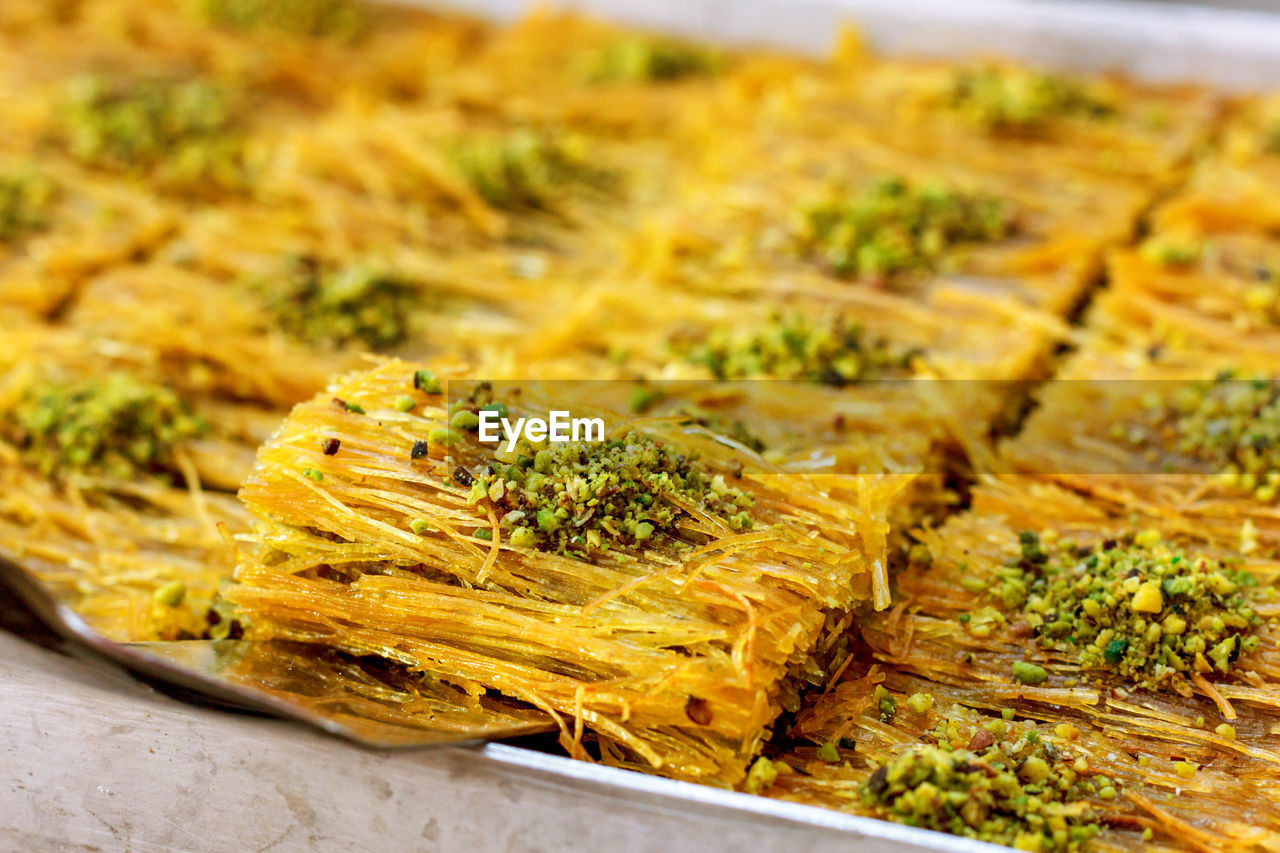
{"left": 907, "top": 692, "right": 935, "bottom": 715}
{"left": 875, "top": 684, "right": 898, "bottom": 722}
{"left": 630, "top": 386, "right": 666, "bottom": 414}
{"left": 153, "top": 581, "right": 188, "bottom": 608}
{"left": 744, "top": 756, "right": 780, "bottom": 794}
{"left": 257, "top": 256, "right": 417, "bottom": 350}
{"left": 202, "top": 0, "right": 366, "bottom": 39}
{"left": 861, "top": 718, "right": 1106, "bottom": 851}
{"left": 1261, "top": 117, "right": 1280, "bottom": 156}
{"left": 414, "top": 370, "right": 443, "bottom": 395}
{"left": 1139, "top": 236, "right": 1201, "bottom": 269}
{"left": 1242, "top": 280, "right": 1280, "bottom": 325}
{"left": 4, "top": 372, "right": 208, "bottom": 480}
{"left": 676, "top": 312, "right": 915, "bottom": 385}
{"left": 62, "top": 75, "right": 246, "bottom": 191}
{"left": 995, "top": 531, "right": 1260, "bottom": 691}
{"left": 800, "top": 178, "right": 1012, "bottom": 282}
{"left": 946, "top": 64, "right": 1115, "bottom": 135}
{"left": 447, "top": 130, "right": 613, "bottom": 212}
{"left": 1012, "top": 661, "right": 1048, "bottom": 685}
{"left": 0, "top": 172, "right": 57, "bottom": 242}
{"left": 1146, "top": 375, "right": 1280, "bottom": 501}
{"left": 428, "top": 428, "right": 460, "bottom": 446}
{"left": 464, "top": 428, "right": 754, "bottom": 558}
{"left": 586, "top": 36, "right": 721, "bottom": 83}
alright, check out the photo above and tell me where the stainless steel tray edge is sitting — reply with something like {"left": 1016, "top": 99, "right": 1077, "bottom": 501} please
{"left": 428, "top": 0, "right": 1280, "bottom": 90}
{"left": 480, "top": 742, "right": 1006, "bottom": 852}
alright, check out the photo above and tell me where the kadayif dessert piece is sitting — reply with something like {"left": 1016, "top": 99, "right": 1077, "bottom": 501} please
{"left": 231, "top": 360, "right": 911, "bottom": 785}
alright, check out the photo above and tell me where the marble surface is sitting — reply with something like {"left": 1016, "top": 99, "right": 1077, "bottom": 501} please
{"left": 0, "top": 630, "right": 968, "bottom": 853}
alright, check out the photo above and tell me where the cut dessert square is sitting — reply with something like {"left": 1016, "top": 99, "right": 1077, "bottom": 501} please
{"left": 0, "top": 319, "right": 253, "bottom": 641}
{"left": 230, "top": 360, "right": 912, "bottom": 785}
{"left": 1004, "top": 258, "right": 1280, "bottom": 552}
{"left": 758, "top": 664, "right": 1279, "bottom": 851}
{"left": 839, "top": 475, "right": 1280, "bottom": 847}
{"left": 0, "top": 159, "right": 175, "bottom": 318}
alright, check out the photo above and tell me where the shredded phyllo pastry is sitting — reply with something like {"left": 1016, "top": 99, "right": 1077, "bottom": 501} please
{"left": 230, "top": 362, "right": 906, "bottom": 785}
{"left": 4, "top": 1, "right": 1280, "bottom": 847}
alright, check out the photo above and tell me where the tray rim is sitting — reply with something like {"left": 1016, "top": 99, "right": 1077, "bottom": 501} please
{"left": 424, "top": 0, "right": 1280, "bottom": 90}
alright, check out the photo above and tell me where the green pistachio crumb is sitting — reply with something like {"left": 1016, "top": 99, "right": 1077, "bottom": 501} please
{"left": 907, "top": 693, "right": 934, "bottom": 715}
{"left": 302, "top": 467, "right": 324, "bottom": 481}
{"left": 153, "top": 581, "right": 187, "bottom": 608}
{"left": 394, "top": 395, "right": 416, "bottom": 413}
{"left": 875, "top": 685, "right": 898, "bottom": 721}
{"left": 428, "top": 428, "right": 461, "bottom": 446}
{"left": 815, "top": 742, "right": 840, "bottom": 763}
{"left": 1140, "top": 238, "right": 1201, "bottom": 268}
{"left": 743, "top": 757, "right": 779, "bottom": 795}
{"left": 1012, "top": 661, "right": 1048, "bottom": 685}
{"left": 414, "top": 370, "right": 443, "bottom": 395}
{"left": 480, "top": 402, "right": 509, "bottom": 421}
{"left": 630, "top": 386, "right": 666, "bottom": 414}
{"left": 509, "top": 527, "right": 537, "bottom": 548}
{"left": 450, "top": 410, "right": 481, "bottom": 431}
{"left": 409, "top": 519, "right": 430, "bottom": 535}
{"left": 907, "top": 543, "right": 933, "bottom": 568}
{"left": 202, "top": 0, "right": 366, "bottom": 40}
{"left": 1001, "top": 707, "right": 1016, "bottom": 721}
{"left": 587, "top": 36, "right": 722, "bottom": 83}
{"left": 0, "top": 172, "right": 57, "bottom": 242}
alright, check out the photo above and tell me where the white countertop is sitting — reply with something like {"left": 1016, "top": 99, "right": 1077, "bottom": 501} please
{"left": 0, "top": 629, "right": 943, "bottom": 853}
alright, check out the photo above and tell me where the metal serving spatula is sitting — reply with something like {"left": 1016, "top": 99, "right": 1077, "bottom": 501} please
{"left": 0, "top": 553, "right": 554, "bottom": 747}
